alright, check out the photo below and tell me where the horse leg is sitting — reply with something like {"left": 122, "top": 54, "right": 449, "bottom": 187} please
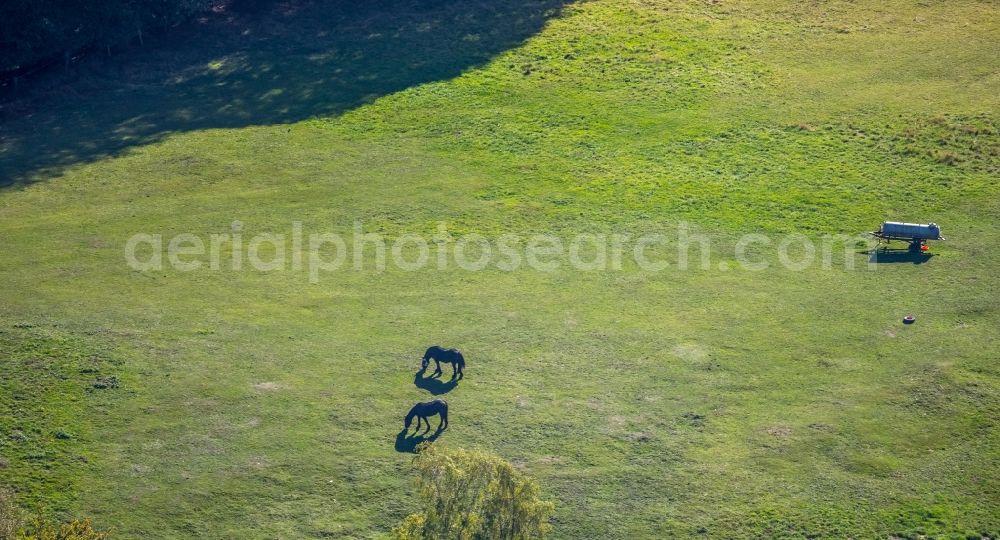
{"left": 432, "top": 359, "right": 442, "bottom": 377}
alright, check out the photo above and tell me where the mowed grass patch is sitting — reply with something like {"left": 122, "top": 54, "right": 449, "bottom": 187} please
{"left": 0, "top": 0, "right": 998, "bottom": 538}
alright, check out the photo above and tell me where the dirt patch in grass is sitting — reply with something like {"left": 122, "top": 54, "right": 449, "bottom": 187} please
{"left": 671, "top": 343, "right": 708, "bottom": 362}
{"left": 535, "top": 455, "right": 566, "bottom": 466}
{"left": 625, "top": 431, "right": 654, "bottom": 442}
{"left": 607, "top": 415, "right": 629, "bottom": 428}
{"left": 766, "top": 426, "right": 792, "bottom": 437}
{"left": 238, "top": 417, "right": 262, "bottom": 429}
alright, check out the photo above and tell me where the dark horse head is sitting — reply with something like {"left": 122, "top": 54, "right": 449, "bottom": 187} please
{"left": 420, "top": 345, "right": 439, "bottom": 370}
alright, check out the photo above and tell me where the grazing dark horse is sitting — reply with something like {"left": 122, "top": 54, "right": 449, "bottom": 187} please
{"left": 404, "top": 399, "right": 449, "bottom": 433}
{"left": 421, "top": 345, "right": 465, "bottom": 380}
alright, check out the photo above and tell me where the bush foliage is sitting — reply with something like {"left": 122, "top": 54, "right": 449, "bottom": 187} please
{"left": 394, "top": 444, "right": 555, "bottom": 540}
{"left": 0, "top": 488, "right": 108, "bottom": 540}
{"left": 14, "top": 519, "right": 109, "bottom": 540}
{"left": 0, "top": 0, "right": 212, "bottom": 74}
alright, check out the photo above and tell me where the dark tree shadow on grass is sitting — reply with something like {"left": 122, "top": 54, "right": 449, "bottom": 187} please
{"left": 394, "top": 426, "right": 442, "bottom": 453}
{"left": 0, "top": 0, "right": 571, "bottom": 186}
{"left": 413, "top": 369, "right": 458, "bottom": 395}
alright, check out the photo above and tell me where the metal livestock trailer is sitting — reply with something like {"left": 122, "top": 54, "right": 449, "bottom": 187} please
{"left": 870, "top": 221, "right": 943, "bottom": 251}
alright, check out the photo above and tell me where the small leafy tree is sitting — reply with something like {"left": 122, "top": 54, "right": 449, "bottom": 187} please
{"left": 394, "top": 444, "right": 554, "bottom": 540}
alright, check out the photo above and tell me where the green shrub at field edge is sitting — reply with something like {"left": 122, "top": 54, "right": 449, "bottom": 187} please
{"left": 395, "top": 444, "right": 554, "bottom": 540}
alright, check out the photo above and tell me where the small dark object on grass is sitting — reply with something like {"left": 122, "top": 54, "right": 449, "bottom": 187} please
{"left": 92, "top": 376, "right": 119, "bottom": 389}
{"left": 903, "top": 315, "right": 915, "bottom": 324}
{"left": 54, "top": 430, "right": 73, "bottom": 440}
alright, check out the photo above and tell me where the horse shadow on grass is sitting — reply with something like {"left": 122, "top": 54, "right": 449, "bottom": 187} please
{"left": 0, "top": 0, "right": 571, "bottom": 187}
{"left": 413, "top": 369, "right": 458, "bottom": 395}
{"left": 394, "top": 427, "right": 443, "bottom": 453}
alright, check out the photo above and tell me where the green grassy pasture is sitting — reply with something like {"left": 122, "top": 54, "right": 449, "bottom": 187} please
{"left": 1, "top": 0, "right": 998, "bottom": 538}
